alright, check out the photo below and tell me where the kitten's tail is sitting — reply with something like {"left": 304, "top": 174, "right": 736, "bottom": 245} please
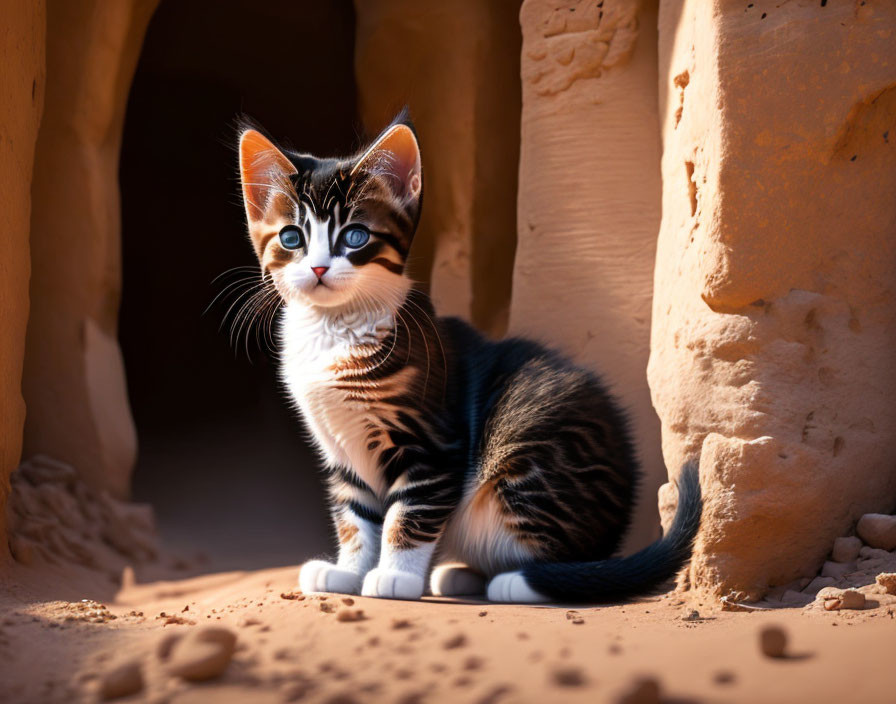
{"left": 487, "top": 460, "right": 702, "bottom": 604}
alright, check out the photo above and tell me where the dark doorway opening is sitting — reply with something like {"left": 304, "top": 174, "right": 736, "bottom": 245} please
{"left": 119, "top": 0, "right": 359, "bottom": 570}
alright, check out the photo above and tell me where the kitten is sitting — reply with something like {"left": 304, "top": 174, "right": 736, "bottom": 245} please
{"left": 235, "top": 112, "right": 701, "bottom": 602}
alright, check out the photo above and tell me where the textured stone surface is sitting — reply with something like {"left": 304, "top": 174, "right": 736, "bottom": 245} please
{"left": 353, "top": 0, "right": 521, "bottom": 336}
{"left": 831, "top": 537, "right": 862, "bottom": 564}
{"left": 856, "top": 514, "right": 896, "bottom": 551}
{"left": 22, "top": 0, "right": 157, "bottom": 497}
{"left": 512, "top": 0, "right": 665, "bottom": 551}
{"left": 0, "top": 0, "right": 45, "bottom": 557}
{"left": 650, "top": 0, "right": 896, "bottom": 597}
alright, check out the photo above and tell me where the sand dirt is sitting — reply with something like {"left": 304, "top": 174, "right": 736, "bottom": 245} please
{"left": 1, "top": 559, "right": 895, "bottom": 704}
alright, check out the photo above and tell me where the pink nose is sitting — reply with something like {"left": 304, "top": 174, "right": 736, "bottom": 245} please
{"left": 311, "top": 266, "right": 329, "bottom": 279}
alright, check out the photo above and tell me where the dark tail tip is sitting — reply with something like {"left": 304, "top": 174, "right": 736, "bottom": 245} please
{"left": 520, "top": 459, "right": 703, "bottom": 603}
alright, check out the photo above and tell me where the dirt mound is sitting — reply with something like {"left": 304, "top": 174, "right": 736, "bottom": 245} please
{"left": 6, "top": 455, "right": 159, "bottom": 580}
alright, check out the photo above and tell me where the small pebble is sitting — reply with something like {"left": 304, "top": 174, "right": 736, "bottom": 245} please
{"left": 681, "top": 609, "right": 700, "bottom": 622}
{"left": 156, "top": 632, "right": 182, "bottom": 661}
{"left": 463, "top": 656, "right": 484, "bottom": 671}
{"left": 336, "top": 609, "right": 366, "bottom": 622}
{"left": 166, "top": 627, "right": 237, "bottom": 682}
{"left": 100, "top": 660, "right": 143, "bottom": 700}
{"left": 617, "top": 676, "right": 661, "bottom": 704}
{"left": 713, "top": 670, "right": 736, "bottom": 685}
{"left": 392, "top": 618, "right": 412, "bottom": 630}
{"left": 319, "top": 602, "right": 335, "bottom": 614}
{"left": 552, "top": 665, "right": 586, "bottom": 687}
{"left": 443, "top": 633, "right": 467, "bottom": 649}
{"left": 759, "top": 625, "right": 788, "bottom": 658}
{"left": 341, "top": 598, "right": 355, "bottom": 606}
{"left": 280, "top": 591, "right": 305, "bottom": 601}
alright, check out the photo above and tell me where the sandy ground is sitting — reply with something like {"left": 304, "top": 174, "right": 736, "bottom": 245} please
{"left": 1, "top": 560, "right": 894, "bottom": 704}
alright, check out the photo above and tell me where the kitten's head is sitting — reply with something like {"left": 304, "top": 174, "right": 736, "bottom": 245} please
{"left": 237, "top": 113, "right": 422, "bottom": 312}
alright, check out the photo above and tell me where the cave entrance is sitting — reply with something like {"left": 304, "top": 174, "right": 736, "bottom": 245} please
{"left": 118, "top": 0, "right": 360, "bottom": 569}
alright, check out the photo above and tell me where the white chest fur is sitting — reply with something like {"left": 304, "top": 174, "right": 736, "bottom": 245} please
{"left": 279, "top": 304, "right": 398, "bottom": 495}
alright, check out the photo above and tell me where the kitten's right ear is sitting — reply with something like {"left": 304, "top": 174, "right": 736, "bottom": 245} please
{"left": 238, "top": 129, "right": 297, "bottom": 224}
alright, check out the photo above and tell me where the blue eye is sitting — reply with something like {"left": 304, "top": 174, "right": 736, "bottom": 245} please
{"left": 279, "top": 226, "right": 303, "bottom": 250}
{"left": 342, "top": 227, "right": 370, "bottom": 248}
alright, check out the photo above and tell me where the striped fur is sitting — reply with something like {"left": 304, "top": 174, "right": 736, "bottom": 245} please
{"left": 235, "top": 114, "right": 701, "bottom": 603}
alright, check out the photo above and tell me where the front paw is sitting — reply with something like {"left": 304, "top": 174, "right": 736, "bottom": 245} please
{"left": 361, "top": 568, "right": 425, "bottom": 600}
{"left": 299, "top": 560, "right": 363, "bottom": 595}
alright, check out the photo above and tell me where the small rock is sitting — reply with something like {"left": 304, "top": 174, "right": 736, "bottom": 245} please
{"left": 818, "top": 587, "right": 865, "bottom": 611}
{"left": 713, "top": 670, "right": 736, "bottom": 685}
{"left": 166, "top": 627, "right": 237, "bottom": 682}
{"left": 876, "top": 572, "right": 896, "bottom": 595}
{"left": 336, "top": 608, "right": 366, "bottom": 622}
{"left": 156, "top": 632, "right": 182, "bottom": 661}
{"left": 759, "top": 625, "right": 788, "bottom": 658}
{"left": 803, "top": 576, "right": 835, "bottom": 595}
{"left": 341, "top": 598, "right": 355, "bottom": 606}
{"left": 280, "top": 591, "right": 305, "bottom": 601}
{"left": 443, "top": 633, "right": 467, "bottom": 649}
{"left": 463, "top": 656, "right": 484, "bottom": 671}
{"left": 857, "top": 514, "right": 896, "bottom": 551}
{"left": 681, "top": 609, "right": 700, "bottom": 621}
{"left": 821, "top": 561, "right": 856, "bottom": 579}
{"left": 831, "top": 537, "right": 862, "bottom": 563}
{"left": 616, "top": 676, "right": 661, "bottom": 704}
{"left": 551, "top": 665, "right": 585, "bottom": 687}
{"left": 319, "top": 602, "right": 335, "bottom": 613}
{"left": 392, "top": 618, "right": 412, "bottom": 630}
{"left": 100, "top": 660, "right": 143, "bottom": 700}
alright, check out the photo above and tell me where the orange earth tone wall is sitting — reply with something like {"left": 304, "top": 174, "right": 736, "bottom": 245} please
{"left": 511, "top": 0, "right": 665, "bottom": 552}
{"left": 0, "top": 0, "right": 45, "bottom": 560}
{"left": 651, "top": 0, "right": 896, "bottom": 598}
{"left": 354, "top": 0, "right": 522, "bottom": 338}
{"left": 21, "top": 0, "right": 158, "bottom": 499}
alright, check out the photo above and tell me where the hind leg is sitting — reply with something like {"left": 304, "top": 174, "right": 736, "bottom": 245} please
{"left": 430, "top": 564, "right": 487, "bottom": 597}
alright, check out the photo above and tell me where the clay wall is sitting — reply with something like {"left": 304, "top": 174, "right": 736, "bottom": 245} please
{"left": 0, "top": 0, "right": 45, "bottom": 556}
{"left": 651, "top": 0, "right": 896, "bottom": 597}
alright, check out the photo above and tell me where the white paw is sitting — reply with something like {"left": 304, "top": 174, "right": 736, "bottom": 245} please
{"left": 299, "top": 560, "right": 362, "bottom": 595}
{"left": 430, "top": 564, "right": 487, "bottom": 597}
{"left": 486, "top": 570, "right": 550, "bottom": 603}
{"left": 361, "top": 568, "right": 425, "bottom": 600}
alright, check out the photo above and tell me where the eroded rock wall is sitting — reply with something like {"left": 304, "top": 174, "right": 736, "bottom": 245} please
{"left": 0, "top": 0, "right": 46, "bottom": 556}
{"left": 511, "top": 0, "right": 664, "bottom": 550}
{"left": 353, "top": 0, "right": 522, "bottom": 336}
{"left": 651, "top": 0, "right": 896, "bottom": 598}
{"left": 22, "top": 0, "right": 158, "bottom": 498}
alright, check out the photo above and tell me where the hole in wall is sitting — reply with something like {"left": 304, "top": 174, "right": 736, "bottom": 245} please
{"left": 685, "top": 160, "right": 697, "bottom": 217}
{"left": 119, "top": 0, "right": 361, "bottom": 570}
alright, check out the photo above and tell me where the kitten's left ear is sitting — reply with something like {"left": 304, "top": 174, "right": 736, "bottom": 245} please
{"left": 351, "top": 122, "right": 422, "bottom": 208}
